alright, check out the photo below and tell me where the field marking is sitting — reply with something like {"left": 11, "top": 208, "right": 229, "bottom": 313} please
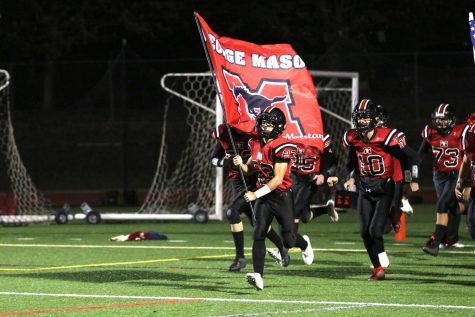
{"left": 0, "top": 299, "right": 202, "bottom": 316}
{"left": 212, "top": 305, "right": 367, "bottom": 317}
{"left": 0, "top": 253, "right": 243, "bottom": 272}
{"left": 1, "top": 292, "right": 475, "bottom": 310}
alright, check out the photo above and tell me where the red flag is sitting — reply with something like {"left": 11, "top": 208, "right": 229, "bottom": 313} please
{"left": 195, "top": 12, "right": 324, "bottom": 152}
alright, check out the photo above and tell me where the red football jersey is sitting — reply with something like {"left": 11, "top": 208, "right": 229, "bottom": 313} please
{"left": 391, "top": 131, "right": 406, "bottom": 182}
{"left": 343, "top": 128, "right": 406, "bottom": 179}
{"left": 213, "top": 124, "right": 252, "bottom": 180}
{"left": 249, "top": 137, "right": 297, "bottom": 191}
{"left": 291, "top": 133, "right": 331, "bottom": 175}
{"left": 463, "top": 130, "right": 475, "bottom": 185}
{"left": 421, "top": 123, "right": 470, "bottom": 172}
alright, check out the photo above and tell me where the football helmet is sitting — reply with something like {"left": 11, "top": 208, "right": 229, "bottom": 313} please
{"left": 376, "top": 104, "right": 389, "bottom": 128}
{"left": 431, "top": 104, "right": 456, "bottom": 136}
{"left": 256, "top": 106, "right": 286, "bottom": 138}
{"left": 352, "top": 99, "right": 380, "bottom": 133}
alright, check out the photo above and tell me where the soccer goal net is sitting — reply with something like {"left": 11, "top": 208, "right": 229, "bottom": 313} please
{"left": 138, "top": 70, "right": 358, "bottom": 221}
{"left": 0, "top": 70, "right": 53, "bottom": 224}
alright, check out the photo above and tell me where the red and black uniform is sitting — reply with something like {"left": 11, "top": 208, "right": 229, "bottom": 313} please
{"left": 291, "top": 133, "right": 337, "bottom": 222}
{"left": 463, "top": 130, "right": 475, "bottom": 239}
{"left": 212, "top": 124, "right": 256, "bottom": 224}
{"left": 341, "top": 127, "right": 412, "bottom": 269}
{"left": 418, "top": 123, "right": 469, "bottom": 244}
{"left": 211, "top": 124, "right": 286, "bottom": 267}
{"left": 248, "top": 136, "right": 299, "bottom": 276}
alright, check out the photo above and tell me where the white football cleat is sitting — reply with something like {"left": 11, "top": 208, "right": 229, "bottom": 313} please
{"left": 401, "top": 198, "right": 413, "bottom": 215}
{"left": 246, "top": 272, "right": 264, "bottom": 291}
{"left": 301, "top": 235, "right": 314, "bottom": 265}
{"left": 267, "top": 248, "right": 282, "bottom": 263}
{"left": 326, "top": 199, "right": 339, "bottom": 222}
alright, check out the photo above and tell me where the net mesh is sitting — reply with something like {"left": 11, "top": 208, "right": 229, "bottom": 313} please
{"left": 0, "top": 70, "right": 51, "bottom": 217}
{"left": 139, "top": 71, "right": 357, "bottom": 215}
{"left": 138, "top": 73, "right": 232, "bottom": 214}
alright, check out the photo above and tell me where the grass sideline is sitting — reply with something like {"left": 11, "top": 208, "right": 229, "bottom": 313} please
{"left": 0, "top": 204, "right": 474, "bottom": 317}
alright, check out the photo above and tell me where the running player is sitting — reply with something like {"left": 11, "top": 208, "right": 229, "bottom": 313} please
{"left": 328, "top": 99, "right": 417, "bottom": 281}
{"left": 233, "top": 106, "right": 312, "bottom": 291}
{"left": 419, "top": 104, "right": 470, "bottom": 256}
{"left": 211, "top": 124, "right": 288, "bottom": 271}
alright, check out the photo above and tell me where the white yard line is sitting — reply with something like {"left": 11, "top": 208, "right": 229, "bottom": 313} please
{"left": 0, "top": 292, "right": 474, "bottom": 310}
{"left": 211, "top": 305, "right": 367, "bottom": 317}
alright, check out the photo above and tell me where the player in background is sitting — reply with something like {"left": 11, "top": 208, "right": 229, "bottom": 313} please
{"left": 267, "top": 134, "right": 337, "bottom": 266}
{"left": 327, "top": 99, "right": 418, "bottom": 281}
{"left": 418, "top": 104, "right": 470, "bottom": 256}
{"left": 233, "top": 106, "right": 312, "bottom": 291}
{"left": 211, "top": 124, "right": 288, "bottom": 272}
{"left": 375, "top": 105, "right": 418, "bottom": 232}
{"left": 455, "top": 113, "right": 475, "bottom": 239}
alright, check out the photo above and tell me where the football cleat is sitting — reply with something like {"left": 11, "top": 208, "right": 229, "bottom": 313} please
{"left": 401, "top": 198, "right": 413, "bottom": 215}
{"left": 246, "top": 272, "right": 264, "bottom": 291}
{"left": 326, "top": 200, "right": 339, "bottom": 223}
{"left": 267, "top": 248, "right": 282, "bottom": 263}
{"left": 280, "top": 248, "right": 290, "bottom": 267}
{"left": 422, "top": 242, "right": 439, "bottom": 256}
{"left": 228, "top": 258, "right": 246, "bottom": 272}
{"left": 368, "top": 268, "right": 385, "bottom": 281}
{"left": 440, "top": 240, "right": 465, "bottom": 249}
{"left": 267, "top": 248, "right": 290, "bottom": 267}
{"left": 301, "top": 235, "right": 314, "bottom": 265}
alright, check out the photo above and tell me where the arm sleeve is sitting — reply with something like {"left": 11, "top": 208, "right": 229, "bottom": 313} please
{"left": 416, "top": 139, "right": 431, "bottom": 165}
{"left": 210, "top": 142, "right": 225, "bottom": 167}
{"left": 321, "top": 149, "right": 338, "bottom": 179}
{"left": 337, "top": 148, "right": 357, "bottom": 180}
{"left": 388, "top": 146, "right": 412, "bottom": 177}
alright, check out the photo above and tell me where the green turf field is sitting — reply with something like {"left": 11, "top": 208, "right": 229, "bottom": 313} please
{"left": 0, "top": 204, "right": 474, "bottom": 317}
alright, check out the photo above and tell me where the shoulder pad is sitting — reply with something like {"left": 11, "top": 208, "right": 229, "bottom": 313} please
{"left": 343, "top": 129, "right": 359, "bottom": 147}
{"left": 382, "top": 128, "right": 401, "bottom": 147}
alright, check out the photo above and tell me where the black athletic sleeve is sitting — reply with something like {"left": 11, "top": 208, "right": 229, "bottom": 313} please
{"left": 337, "top": 148, "right": 357, "bottom": 181}
{"left": 321, "top": 149, "right": 338, "bottom": 180}
{"left": 416, "top": 139, "right": 431, "bottom": 165}
{"left": 210, "top": 142, "right": 225, "bottom": 167}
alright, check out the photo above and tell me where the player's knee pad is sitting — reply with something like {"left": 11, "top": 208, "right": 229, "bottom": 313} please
{"left": 226, "top": 208, "right": 242, "bottom": 225}
{"left": 281, "top": 230, "right": 296, "bottom": 249}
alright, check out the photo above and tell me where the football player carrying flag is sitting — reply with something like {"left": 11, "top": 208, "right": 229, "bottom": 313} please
{"left": 195, "top": 13, "right": 324, "bottom": 290}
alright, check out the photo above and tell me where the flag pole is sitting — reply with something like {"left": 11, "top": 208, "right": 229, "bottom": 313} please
{"left": 194, "top": 13, "right": 255, "bottom": 218}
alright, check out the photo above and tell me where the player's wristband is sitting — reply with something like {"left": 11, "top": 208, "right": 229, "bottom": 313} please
{"left": 254, "top": 185, "right": 271, "bottom": 199}
{"left": 411, "top": 165, "right": 419, "bottom": 179}
{"left": 211, "top": 158, "right": 223, "bottom": 167}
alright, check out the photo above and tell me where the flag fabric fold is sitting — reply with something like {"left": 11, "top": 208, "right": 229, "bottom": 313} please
{"left": 195, "top": 12, "right": 324, "bottom": 153}
{"left": 470, "top": 12, "right": 475, "bottom": 63}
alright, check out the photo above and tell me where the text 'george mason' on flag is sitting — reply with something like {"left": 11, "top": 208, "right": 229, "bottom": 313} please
{"left": 470, "top": 12, "right": 475, "bottom": 63}
{"left": 194, "top": 12, "right": 324, "bottom": 152}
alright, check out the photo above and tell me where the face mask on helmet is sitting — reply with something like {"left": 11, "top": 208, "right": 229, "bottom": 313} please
{"left": 256, "top": 107, "right": 286, "bottom": 139}
{"left": 352, "top": 99, "right": 380, "bottom": 133}
{"left": 431, "top": 104, "right": 455, "bottom": 136}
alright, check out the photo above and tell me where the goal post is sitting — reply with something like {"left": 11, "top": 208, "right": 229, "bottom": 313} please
{"left": 0, "top": 69, "right": 54, "bottom": 224}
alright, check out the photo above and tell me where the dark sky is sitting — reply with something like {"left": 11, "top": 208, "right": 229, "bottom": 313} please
{"left": 1, "top": 0, "right": 474, "bottom": 62}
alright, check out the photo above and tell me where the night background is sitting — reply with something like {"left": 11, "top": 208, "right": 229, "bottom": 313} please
{"left": 0, "top": 0, "right": 474, "bottom": 206}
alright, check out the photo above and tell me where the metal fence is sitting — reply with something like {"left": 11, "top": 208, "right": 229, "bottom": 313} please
{"left": 0, "top": 50, "right": 473, "bottom": 192}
